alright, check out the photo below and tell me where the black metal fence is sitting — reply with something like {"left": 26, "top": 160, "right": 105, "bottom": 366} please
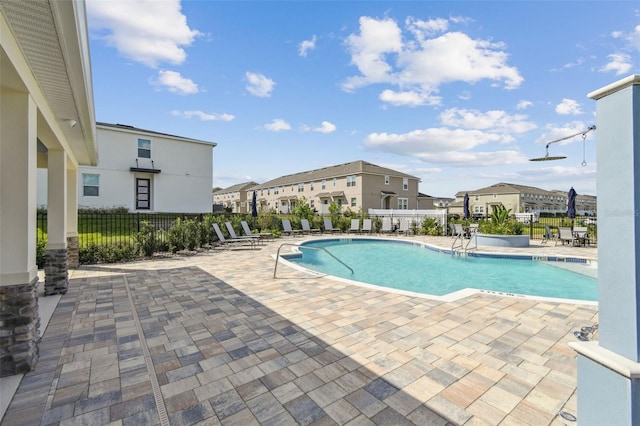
{"left": 37, "top": 211, "right": 207, "bottom": 249}
{"left": 464, "top": 215, "right": 598, "bottom": 243}
{"left": 36, "top": 211, "right": 597, "bottom": 247}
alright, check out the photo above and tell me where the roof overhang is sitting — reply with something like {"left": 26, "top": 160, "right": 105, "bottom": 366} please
{"left": 1, "top": 0, "right": 97, "bottom": 166}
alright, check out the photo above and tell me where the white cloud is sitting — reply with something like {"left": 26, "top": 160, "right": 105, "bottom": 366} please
{"left": 555, "top": 99, "right": 583, "bottom": 115}
{"left": 171, "top": 110, "right": 235, "bottom": 121}
{"left": 629, "top": 24, "right": 640, "bottom": 50}
{"left": 264, "top": 119, "right": 291, "bottom": 131}
{"left": 342, "top": 16, "right": 403, "bottom": 91}
{"left": 600, "top": 53, "right": 632, "bottom": 75}
{"left": 342, "top": 15, "right": 523, "bottom": 103}
{"left": 246, "top": 72, "right": 275, "bottom": 97}
{"left": 364, "top": 127, "right": 507, "bottom": 154}
{"left": 439, "top": 108, "right": 536, "bottom": 134}
{"left": 516, "top": 100, "right": 533, "bottom": 110}
{"left": 313, "top": 121, "right": 336, "bottom": 134}
{"left": 299, "top": 35, "right": 317, "bottom": 57}
{"left": 405, "top": 17, "right": 449, "bottom": 41}
{"left": 87, "top": 0, "right": 201, "bottom": 68}
{"left": 379, "top": 89, "right": 441, "bottom": 107}
{"left": 151, "top": 70, "right": 198, "bottom": 94}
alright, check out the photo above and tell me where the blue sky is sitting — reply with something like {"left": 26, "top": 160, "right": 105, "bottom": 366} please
{"left": 86, "top": 1, "right": 640, "bottom": 198}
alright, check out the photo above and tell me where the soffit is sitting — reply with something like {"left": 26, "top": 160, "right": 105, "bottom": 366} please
{"left": 1, "top": 0, "right": 97, "bottom": 165}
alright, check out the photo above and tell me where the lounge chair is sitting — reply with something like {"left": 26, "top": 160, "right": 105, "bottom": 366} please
{"left": 212, "top": 223, "right": 256, "bottom": 249}
{"left": 468, "top": 223, "right": 479, "bottom": 236}
{"left": 557, "top": 227, "right": 579, "bottom": 246}
{"left": 300, "top": 219, "right": 320, "bottom": 234}
{"left": 240, "top": 220, "right": 273, "bottom": 241}
{"left": 573, "top": 226, "right": 591, "bottom": 246}
{"left": 282, "top": 219, "right": 303, "bottom": 237}
{"left": 453, "top": 223, "right": 465, "bottom": 238}
{"left": 380, "top": 217, "right": 393, "bottom": 234}
{"left": 542, "top": 225, "right": 557, "bottom": 244}
{"left": 323, "top": 219, "right": 341, "bottom": 234}
{"left": 349, "top": 219, "right": 360, "bottom": 233}
{"left": 225, "top": 222, "right": 260, "bottom": 244}
{"left": 362, "top": 219, "right": 372, "bottom": 234}
{"left": 449, "top": 223, "right": 457, "bottom": 238}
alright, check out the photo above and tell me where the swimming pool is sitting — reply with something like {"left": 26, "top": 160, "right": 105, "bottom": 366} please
{"left": 285, "top": 238, "right": 598, "bottom": 303}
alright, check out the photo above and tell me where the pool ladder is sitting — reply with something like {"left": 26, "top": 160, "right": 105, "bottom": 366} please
{"left": 451, "top": 233, "right": 477, "bottom": 256}
{"left": 274, "top": 243, "right": 354, "bottom": 278}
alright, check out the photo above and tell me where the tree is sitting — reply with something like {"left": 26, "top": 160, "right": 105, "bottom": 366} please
{"left": 293, "top": 197, "right": 314, "bottom": 220}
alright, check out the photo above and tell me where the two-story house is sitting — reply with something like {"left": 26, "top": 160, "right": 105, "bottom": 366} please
{"left": 450, "top": 182, "right": 597, "bottom": 218}
{"left": 249, "top": 160, "right": 421, "bottom": 215}
{"left": 39, "top": 122, "right": 217, "bottom": 213}
{"left": 212, "top": 181, "right": 258, "bottom": 213}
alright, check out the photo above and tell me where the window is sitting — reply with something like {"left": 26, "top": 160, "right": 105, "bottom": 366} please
{"left": 274, "top": 186, "right": 279, "bottom": 195}
{"left": 310, "top": 200, "right": 315, "bottom": 209}
{"left": 385, "top": 176, "right": 390, "bottom": 185}
{"left": 474, "top": 195, "right": 479, "bottom": 201}
{"left": 346, "top": 175, "right": 356, "bottom": 187}
{"left": 136, "top": 178, "right": 150, "bottom": 210}
{"left": 82, "top": 174, "right": 99, "bottom": 196}
{"left": 403, "top": 178, "right": 408, "bottom": 190}
{"left": 351, "top": 197, "right": 357, "bottom": 207}
{"left": 333, "top": 178, "right": 337, "bottom": 187}
{"left": 137, "top": 138, "right": 151, "bottom": 158}
{"left": 398, "top": 198, "right": 408, "bottom": 209}
{"left": 298, "top": 183, "right": 304, "bottom": 192}
{"left": 310, "top": 182, "right": 314, "bottom": 191}
{"left": 321, "top": 180, "right": 326, "bottom": 189}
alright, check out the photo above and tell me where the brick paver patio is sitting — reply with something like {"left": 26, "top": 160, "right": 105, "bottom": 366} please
{"left": 1, "top": 235, "right": 598, "bottom": 425}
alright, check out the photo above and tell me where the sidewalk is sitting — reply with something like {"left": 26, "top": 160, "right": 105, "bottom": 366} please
{"left": 1, "top": 235, "right": 598, "bottom": 425}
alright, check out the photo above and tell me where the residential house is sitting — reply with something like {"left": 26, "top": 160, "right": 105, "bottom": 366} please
{"left": 1, "top": 0, "right": 97, "bottom": 375}
{"left": 417, "top": 193, "right": 455, "bottom": 210}
{"left": 38, "top": 122, "right": 217, "bottom": 213}
{"left": 213, "top": 181, "right": 258, "bottom": 213}
{"left": 450, "top": 182, "right": 597, "bottom": 218}
{"left": 249, "top": 160, "right": 421, "bottom": 215}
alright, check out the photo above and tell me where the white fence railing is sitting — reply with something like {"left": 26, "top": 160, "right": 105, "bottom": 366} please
{"left": 515, "top": 212, "right": 539, "bottom": 223}
{"left": 367, "top": 209, "right": 448, "bottom": 235}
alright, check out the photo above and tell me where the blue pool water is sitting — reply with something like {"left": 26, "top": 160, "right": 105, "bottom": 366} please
{"left": 288, "top": 239, "right": 598, "bottom": 302}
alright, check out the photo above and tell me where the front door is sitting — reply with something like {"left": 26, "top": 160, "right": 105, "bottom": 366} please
{"left": 136, "top": 178, "right": 151, "bottom": 210}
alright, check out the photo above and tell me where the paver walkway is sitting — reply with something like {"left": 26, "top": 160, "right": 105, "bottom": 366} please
{"left": 1, "top": 235, "right": 598, "bottom": 425}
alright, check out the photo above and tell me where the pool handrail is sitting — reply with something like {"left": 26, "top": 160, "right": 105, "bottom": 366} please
{"left": 274, "top": 243, "right": 354, "bottom": 278}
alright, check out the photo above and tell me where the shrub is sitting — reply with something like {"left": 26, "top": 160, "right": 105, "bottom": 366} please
{"left": 37, "top": 233, "right": 47, "bottom": 268}
{"left": 79, "top": 243, "right": 138, "bottom": 264}
{"left": 421, "top": 218, "right": 441, "bottom": 236}
{"left": 134, "top": 221, "right": 159, "bottom": 257}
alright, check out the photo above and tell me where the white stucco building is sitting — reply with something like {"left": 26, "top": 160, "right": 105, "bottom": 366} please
{"left": 38, "top": 122, "right": 217, "bottom": 213}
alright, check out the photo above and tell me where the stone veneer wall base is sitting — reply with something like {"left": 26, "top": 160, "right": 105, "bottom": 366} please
{"left": 44, "top": 248, "right": 68, "bottom": 295}
{"left": 67, "top": 236, "right": 79, "bottom": 269}
{"left": 0, "top": 277, "right": 40, "bottom": 377}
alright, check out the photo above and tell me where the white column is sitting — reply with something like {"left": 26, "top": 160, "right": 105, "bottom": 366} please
{"left": 0, "top": 91, "right": 38, "bottom": 285}
{"left": 0, "top": 89, "right": 40, "bottom": 376}
{"left": 44, "top": 150, "right": 69, "bottom": 294}
{"left": 66, "top": 167, "right": 79, "bottom": 268}
{"left": 46, "top": 150, "right": 67, "bottom": 249}
{"left": 570, "top": 74, "right": 640, "bottom": 425}
{"left": 66, "top": 167, "right": 78, "bottom": 237}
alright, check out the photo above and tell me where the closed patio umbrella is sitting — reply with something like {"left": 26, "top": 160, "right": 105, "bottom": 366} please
{"left": 463, "top": 193, "right": 470, "bottom": 220}
{"left": 251, "top": 191, "right": 258, "bottom": 218}
{"left": 567, "top": 187, "right": 577, "bottom": 219}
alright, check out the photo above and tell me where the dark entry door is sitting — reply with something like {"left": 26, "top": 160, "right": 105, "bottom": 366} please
{"left": 136, "top": 178, "right": 150, "bottom": 210}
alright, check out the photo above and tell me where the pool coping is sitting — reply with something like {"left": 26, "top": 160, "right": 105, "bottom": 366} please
{"left": 276, "top": 236, "right": 598, "bottom": 306}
